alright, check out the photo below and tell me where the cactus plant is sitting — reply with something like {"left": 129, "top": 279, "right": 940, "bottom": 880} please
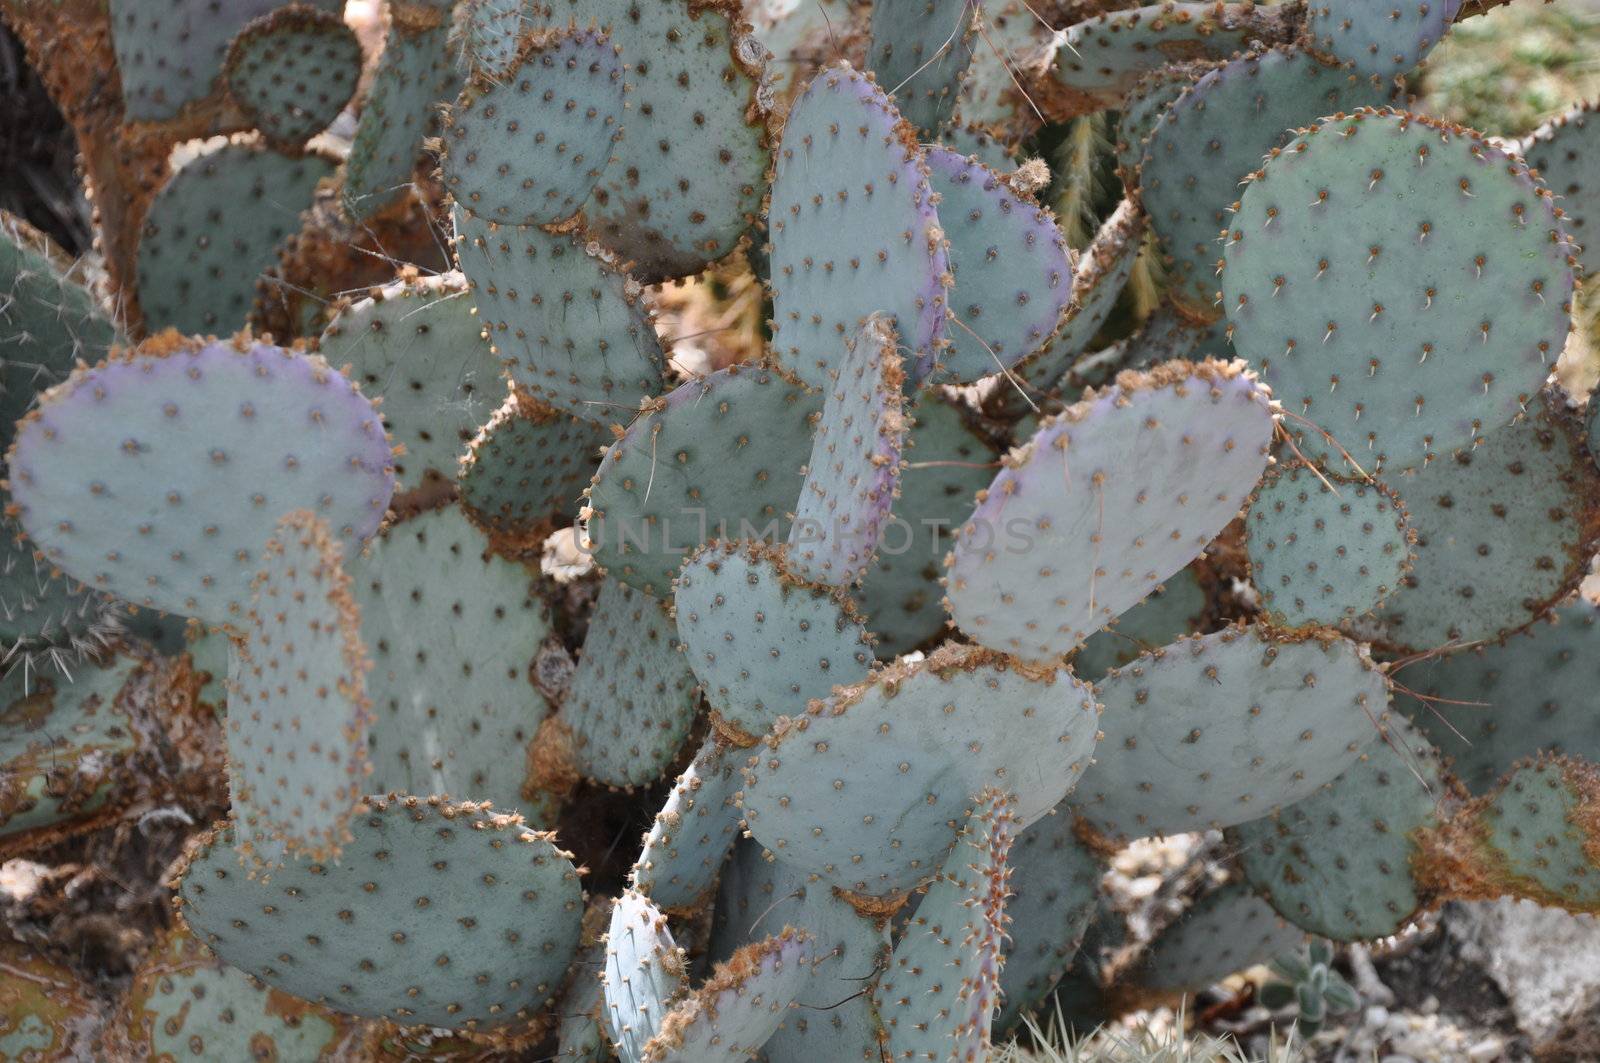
{"left": 1259, "top": 940, "right": 1361, "bottom": 1037}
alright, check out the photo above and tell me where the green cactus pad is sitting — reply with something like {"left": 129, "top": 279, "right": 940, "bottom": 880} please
{"left": 1, "top": 213, "right": 117, "bottom": 449}
{"left": 1044, "top": 3, "right": 1295, "bottom": 119}
{"left": 1221, "top": 108, "right": 1578, "bottom": 474}
{"left": 344, "top": 0, "right": 461, "bottom": 220}
{"left": 1244, "top": 462, "right": 1414, "bottom": 630}
{"left": 463, "top": 0, "right": 533, "bottom": 79}
{"left": 1113, "top": 62, "right": 1218, "bottom": 186}
{"left": 1076, "top": 625, "right": 1390, "bottom": 839}
{"left": 175, "top": 792, "right": 584, "bottom": 1029}
{"left": 631, "top": 739, "right": 743, "bottom": 911}
{"left": 1070, "top": 564, "right": 1209, "bottom": 684}
{"left": 1137, "top": 881, "right": 1304, "bottom": 992}
{"left": 739, "top": 642, "right": 1100, "bottom": 895}
{"left": 351, "top": 505, "right": 555, "bottom": 815}
{"left": 584, "top": 362, "right": 820, "bottom": 598}
{"left": 925, "top": 146, "right": 1074, "bottom": 382}
{"left": 7, "top": 335, "right": 394, "bottom": 625}
{"left": 1394, "top": 602, "right": 1600, "bottom": 793}
{"left": 454, "top": 207, "right": 666, "bottom": 423}
{"left": 104, "top": 928, "right": 368, "bottom": 1058}
{"left": 1141, "top": 47, "right": 1388, "bottom": 321}
{"left": 709, "top": 838, "right": 890, "bottom": 1063}
{"left": 946, "top": 360, "right": 1276, "bottom": 664}
{"left": 1232, "top": 715, "right": 1448, "bottom": 940}
{"left": 950, "top": 0, "right": 1053, "bottom": 139}
{"left": 226, "top": 511, "right": 371, "bottom": 870}
{"left": 1521, "top": 101, "right": 1596, "bottom": 266}
{"left": 557, "top": 924, "right": 608, "bottom": 1063}
{"left": 857, "top": 393, "right": 997, "bottom": 658}
{"left": 768, "top": 63, "right": 950, "bottom": 387}
{"left": 994, "top": 810, "right": 1103, "bottom": 1033}
{"left": 602, "top": 889, "right": 689, "bottom": 1061}
{"left": 459, "top": 391, "right": 610, "bottom": 553}
{"left": 441, "top": 27, "right": 624, "bottom": 227}
{"left": 137, "top": 140, "right": 335, "bottom": 336}
{"left": 673, "top": 540, "right": 873, "bottom": 741}
{"left": 109, "top": 0, "right": 343, "bottom": 122}
{"left": 938, "top": 123, "right": 1023, "bottom": 173}
{"left": 223, "top": 4, "right": 362, "bottom": 150}
{"left": 875, "top": 789, "right": 1014, "bottom": 1062}
{"left": 319, "top": 270, "right": 503, "bottom": 496}
{"left": 868, "top": 0, "right": 977, "bottom": 137}
{"left": 788, "top": 316, "right": 908, "bottom": 586}
{"left": 0, "top": 655, "right": 149, "bottom": 854}
{"left": 565, "top": 578, "right": 698, "bottom": 788}
{"left": 1371, "top": 392, "right": 1600, "bottom": 653}
{"left": 0, "top": 940, "right": 102, "bottom": 1059}
{"left": 0, "top": 513, "right": 124, "bottom": 678}
{"left": 641, "top": 929, "right": 815, "bottom": 1062}
{"left": 1307, "top": 0, "right": 1463, "bottom": 79}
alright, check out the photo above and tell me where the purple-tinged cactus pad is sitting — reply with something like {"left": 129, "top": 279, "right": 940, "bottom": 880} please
{"left": 1221, "top": 108, "right": 1577, "bottom": 474}
{"left": 1308, "top": 0, "right": 1464, "bottom": 79}
{"left": 6, "top": 335, "right": 394, "bottom": 626}
{"left": 947, "top": 359, "right": 1275, "bottom": 664}
{"left": 768, "top": 63, "right": 950, "bottom": 387}
{"left": 924, "top": 147, "right": 1073, "bottom": 383}
{"left": 787, "top": 316, "right": 908, "bottom": 587}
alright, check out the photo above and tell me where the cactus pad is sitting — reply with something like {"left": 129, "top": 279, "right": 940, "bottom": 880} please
{"left": 584, "top": 362, "right": 820, "bottom": 597}
{"left": 925, "top": 146, "right": 1073, "bottom": 382}
{"left": 0, "top": 514, "right": 124, "bottom": 677}
{"left": 939, "top": 123, "right": 1023, "bottom": 173}
{"left": 673, "top": 540, "right": 873, "bottom": 741}
{"left": 641, "top": 929, "right": 814, "bottom": 1062}
{"left": 223, "top": 5, "right": 362, "bottom": 149}
{"left": 351, "top": 505, "right": 554, "bottom": 815}
{"left": 1140, "top": 47, "right": 1388, "bottom": 321}
{"left": 868, "top": 0, "right": 977, "bottom": 137}
{"left": 441, "top": 27, "right": 624, "bottom": 227}
{"left": 1371, "top": 393, "right": 1600, "bottom": 653}
{"left": 226, "top": 511, "right": 371, "bottom": 870}
{"left": 0, "top": 941, "right": 102, "bottom": 1059}
{"left": 319, "top": 270, "right": 503, "bottom": 496}
{"left": 1233, "top": 715, "right": 1448, "bottom": 940}
{"left": 1221, "top": 108, "right": 1577, "bottom": 473}
{"left": 175, "top": 793, "right": 584, "bottom": 1029}
{"left": 787, "top": 316, "right": 908, "bottom": 586}
{"left": 138, "top": 141, "right": 335, "bottom": 336}
{"left": 1076, "top": 625, "right": 1390, "bottom": 839}
{"left": 1071, "top": 565, "right": 1208, "bottom": 681}
{"left": 946, "top": 359, "right": 1276, "bottom": 664}
{"left": 105, "top": 928, "right": 367, "bottom": 1058}
{"left": 1521, "top": 101, "right": 1596, "bottom": 260}
{"left": 1244, "top": 462, "right": 1414, "bottom": 630}
{"left": 459, "top": 390, "right": 610, "bottom": 552}
{"left": 7, "top": 335, "right": 394, "bottom": 624}
{"left": 631, "top": 739, "right": 743, "bottom": 911}
{"left": 950, "top": 0, "right": 1052, "bottom": 137}
{"left": 1137, "top": 881, "right": 1303, "bottom": 992}
{"left": 1394, "top": 602, "right": 1600, "bottom": 793}
{"left": 739, "top": 643, "right": 1100, "bottom": 895}
{"left": 1307, "top": 0, "right": 1464, "bottom": 79}
{"left": 565, "top": 578, "right": 698, "bottom": 788}
{"left": 1113, "top": 62, "right": 1217, "bottom": 186}
{"left": 454, "top": 208, "right": 666, "bottom": 422}
{"left": 602, "top": 889, "right": 689, "bottom": 1060}
{"left": 768, "top": 64, "right": 950, "bottom": 387}
{"left": 874, "top": 789, "right": 1014, "bottom": 1062}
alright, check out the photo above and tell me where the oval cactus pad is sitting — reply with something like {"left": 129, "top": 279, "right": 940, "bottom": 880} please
{"left": 223, "top": 5, "right": 362, "bottom": 149}
{"left": 1308, "top": 0, "right": 1464, "bottom": 79}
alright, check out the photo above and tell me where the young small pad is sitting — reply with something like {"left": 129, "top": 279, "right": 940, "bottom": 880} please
{"left": 1221, "top": 108, "right": 1577, "bottom": 473}
{"left": 787, "top": 316, "right": 908, "bottom": 587}
{"left": 640, "top": 929, "right": 815, "bottom": 1063}
{"left": 1372, "top": 393, "right": 1600, "bottom": 653}
{"left": 137, "top": 141, "right": 335, "bottom": 336}
{"left": 1245, "top": 462, "right": 1414, "bottom": 630}
{"left": 738, "top": 643, "right": 1100, "bottom": 896}
{"left": 175, "top": 793, "right": 584, "bottom": 1029}
{"left": 1137, "top": 881, "right": 1304, "bottom": 992}
{"left": 1071, "top": 564, "right": 1209, "bottom": 682}
{"left": 924, "top": 146, "right": 1073, "bottom": 382}
{"left": 454, "top": 207, "right": 666, "bottom": 423}
{"left": 874, "top": 790, "right": 1014, "bottom": 1063}
{"left": 318, "top": 270, "right": 503, "bottom": 495}
{"left": 1232, "top": 715, "right": 1448, "bottom": 940}
{"left": 673, "top": 540, "right": 873, "bottom": 740}
{"left": 565, "top": 578, "right": 698, "bottom": 788}
{"left": 1307, "top": 0, "right": 1464, "bottom": 79}
{"left": 767, "top": 63, "right": 950, "bottom": 387}
{"left": 631, "top": 738, "right": 743, "bottom": 911}
{"left": 223, "top": 5, "right": 362, "bottom": 149}
{"left": 868, "top": 0, "right": 978, "bottom": 137}
{"left": 6, "top": 335, "right": 394, "bottom": 625}
{"left": 946, "top": 359, "right": 1276, "bottom": 664}
{"left": 584, "top": 362, "right": 821, "bottom": 598}
{"left": 441, "top": 27, "right": 624, "bottom": 227}
{"left": 226, "top": 511, "right": 371, "bottom": 870}
{"left": 1075, "top": 625, "right": 1390, "bottom": 839}
{"left": 1521, "top": 101, "right": 1597, "bottom": 261}
{"left": 602, "top": 889, "right": 689, "bottom": 1060}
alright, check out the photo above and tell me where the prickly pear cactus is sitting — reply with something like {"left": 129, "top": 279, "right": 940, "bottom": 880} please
{"left": 1307, "top": 0, "right": 1464, "bottom": 79}
{"left": 1137, "top": 881, "right": 1304, "bottom": 992}
{"left": 222, "top": 4, "right": 362, "bottom": 150}
{"left": 867, "top": 0, "right": 977, "bottom": 137}
{"left": 0, "top": 940, "right": 102, "bottom": 1059}
{"left": 1521, "top": 101, "right": 1596, "bottom": 257}
{"left": 631, "top": 738, "right": 743, "bottom": 911}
